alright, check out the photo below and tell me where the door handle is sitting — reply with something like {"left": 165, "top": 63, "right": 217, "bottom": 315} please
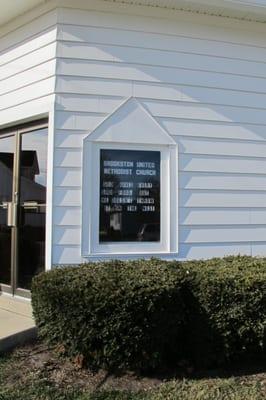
{"left": 21, "top": 202, "right": 46, "bottom": 213}
{"left": 22, "top": 201, "right": 39, "bottom": 210}
{"left": 8, "top": 202, "right": 18, "bottom": 227}
{"left": 0, "top": 202, "right": 18, "bottom": 227}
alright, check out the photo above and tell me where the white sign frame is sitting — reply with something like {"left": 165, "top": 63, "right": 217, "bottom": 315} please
{"left": 82, "top": 97, "right": 178, "bottom": 258}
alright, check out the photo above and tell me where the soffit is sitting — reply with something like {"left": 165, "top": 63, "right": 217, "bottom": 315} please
{"left": 104, "top": 0, "right": 266, "bottom": 22}
{"left": 1, "top": 0, "right": 266, "bottom": 27}
{"left": 0, "top": 0, "right": 45, "bottom": 26}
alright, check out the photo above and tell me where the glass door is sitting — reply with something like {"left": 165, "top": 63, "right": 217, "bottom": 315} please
{"left": 0, "top": 120, "right": 48, "bottom": 296}
{"left": 0, "top": 134, "right": 15, "bottom": 290}
{"left": 18, "top": 129, "right": 48, "bottom": 291}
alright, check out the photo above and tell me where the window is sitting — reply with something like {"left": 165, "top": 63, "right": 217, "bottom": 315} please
{"left": 82, "top": 98, "right": 178, "bottom": 257}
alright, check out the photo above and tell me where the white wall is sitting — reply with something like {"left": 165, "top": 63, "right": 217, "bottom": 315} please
{"left": 28, "top": 2, "right": 266, "bottom": 262}
{"left": 0, "top": 8, "right": 57, "bottom": 125}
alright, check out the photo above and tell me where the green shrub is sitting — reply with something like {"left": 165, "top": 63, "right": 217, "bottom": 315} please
{"left": 183, "top": 256, "right": 266, "bottom": 366}
{"left": 32, "top": 256, "right": 266, "bottom": 371}
{"left": 31, "top": 259, "right": 187, "bottom": 371}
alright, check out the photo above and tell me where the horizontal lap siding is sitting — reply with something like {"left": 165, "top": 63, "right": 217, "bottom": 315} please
{"left": 53, "top": 6, "right": 266, "bottom": 263}
{"left": 0, "top": 10, "right": 57, "bottom": 124}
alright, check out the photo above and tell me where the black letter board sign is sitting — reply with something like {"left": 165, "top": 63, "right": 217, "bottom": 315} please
{"left": 99, "top": 149, "right": 160, "bottom": 242}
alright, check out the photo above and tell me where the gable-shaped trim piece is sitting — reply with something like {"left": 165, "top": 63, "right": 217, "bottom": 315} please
{"left": 84, "top": 97, "right": 175, "bottom": 146}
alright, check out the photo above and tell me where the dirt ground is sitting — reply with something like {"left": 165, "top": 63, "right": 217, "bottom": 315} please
{"left": 1, "top": 340, "right": 265, "bottom": 394}
{"left": 1, "top": 341, "right": 163, "bottom": 393}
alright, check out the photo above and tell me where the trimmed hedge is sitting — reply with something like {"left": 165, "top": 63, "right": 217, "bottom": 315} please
{"left": 32, "top": 259, "right": 187, "bottom": 370}
{"left": 183, "top": 256, "right": 266, "bottom": 366}
{"left": 31, "top": 256, "right": 266, "bottom": 371}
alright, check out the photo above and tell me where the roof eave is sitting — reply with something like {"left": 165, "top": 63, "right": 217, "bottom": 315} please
{"left": 1, "top": 0, "right": 266, "bottom": 28}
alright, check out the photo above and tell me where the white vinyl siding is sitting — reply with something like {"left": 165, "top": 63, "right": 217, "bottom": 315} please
{"left": 49, "top": 5, "right": 266, "bottom": 262}
{"left": 0, "top": 10, "right": 57, "bottom": 125}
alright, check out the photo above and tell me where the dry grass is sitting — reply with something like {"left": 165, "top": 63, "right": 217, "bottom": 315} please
{"left": 0, "top": 342, "right": 265, "bottom": 400}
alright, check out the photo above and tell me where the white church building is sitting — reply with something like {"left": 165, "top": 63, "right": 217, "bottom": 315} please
{"left": 1, "top": 0, "right": 266, "bottom": 296}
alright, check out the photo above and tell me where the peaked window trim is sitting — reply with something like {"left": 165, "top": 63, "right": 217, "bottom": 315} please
{"left": 82, "top": 97, "right": 178, "bottom": 258}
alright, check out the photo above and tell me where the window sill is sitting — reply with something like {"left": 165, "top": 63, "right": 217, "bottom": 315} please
{"left": 82, "top": 252, "right": 179, "bottom": 261}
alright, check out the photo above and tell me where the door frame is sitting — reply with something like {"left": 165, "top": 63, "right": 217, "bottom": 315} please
{"left": 0, "top": 118, "right": 48, "bottom": 297}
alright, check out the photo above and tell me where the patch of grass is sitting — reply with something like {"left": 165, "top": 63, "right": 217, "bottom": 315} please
{"left": 150, "top": 379, "right": 266, "bottom": 400}
{"left": 0, "top": 378, "right": 265, "bottom": 400}
{"left": 0, "top": 343, "right": 265, "bottom": 400}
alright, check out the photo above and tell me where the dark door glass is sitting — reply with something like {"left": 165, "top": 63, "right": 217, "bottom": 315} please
{"left": 0, "top": 135, "right": 15, "bottom": 285}
{"left": 99, "top": 149, "right": 160, "bottom": 242}
{"left": 18, "top": 129, "right": 47, "bottom": 290}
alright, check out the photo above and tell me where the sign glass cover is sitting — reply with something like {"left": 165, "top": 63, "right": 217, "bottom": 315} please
{"left": 99, "top": 149, "right": 160, "bottom": 242}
